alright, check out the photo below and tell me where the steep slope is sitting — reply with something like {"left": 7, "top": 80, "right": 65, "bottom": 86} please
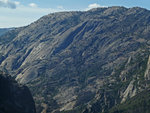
{"left": 0, "top": 6, "right": 150, "bottom": 113}
{"left": 0, "top": 71, "right": 36, "bottom": 113}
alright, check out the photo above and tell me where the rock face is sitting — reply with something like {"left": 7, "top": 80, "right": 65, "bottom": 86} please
{"left": 144, "top": 55, "right": 150, "bottom": 80}
{"left": 0, "top": 72, "right": 36, "bottom": 113}
{"left": 121, "top": 80, "right": 137, "bottom": 103}
{"left": 1, "top": 6, "right": 150, "bottom": 113}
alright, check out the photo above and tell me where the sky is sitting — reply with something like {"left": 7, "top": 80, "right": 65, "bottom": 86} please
{"left": 0, "top": 0, "right": 150, "bottom": 28}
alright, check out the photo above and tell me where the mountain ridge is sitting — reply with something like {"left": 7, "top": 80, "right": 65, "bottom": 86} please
{"left": 0, "top": 6, "right": 150, "bottom": 113}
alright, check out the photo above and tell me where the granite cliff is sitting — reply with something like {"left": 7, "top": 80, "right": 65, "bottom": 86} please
{"left": 0, "top": 6, "right": 150, "bottom": 113}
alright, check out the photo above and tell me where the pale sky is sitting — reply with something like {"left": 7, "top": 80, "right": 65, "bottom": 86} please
{"left": 0, "top": 0, "right": 150, "bottom": 28}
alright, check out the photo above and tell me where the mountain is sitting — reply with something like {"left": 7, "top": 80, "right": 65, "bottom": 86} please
{"left": 0, "top": 71, "right": 36, "bottom": 113}
{"left": 0, "top": 6, "right": 150, "bottom": 113}
{"left": 0, "top": 28, "right": 12, "bottom": 36}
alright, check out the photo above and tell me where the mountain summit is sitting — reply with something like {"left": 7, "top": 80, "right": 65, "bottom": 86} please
{"left": 0, "top": 7, "right": 150, "bottom": 113}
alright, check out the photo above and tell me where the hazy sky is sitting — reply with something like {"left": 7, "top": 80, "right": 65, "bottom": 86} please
{"left": 0, "top": 0, "right": 150, "bottom": 28}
